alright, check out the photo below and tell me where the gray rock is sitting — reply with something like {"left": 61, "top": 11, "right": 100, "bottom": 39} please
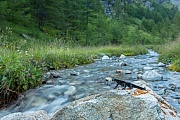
{"left": 156, "top": 89, "right": 165, "bottom": 95}
{"left": 46, "top": 80, "right": 54, "bottom": 84}
{"left": 70, "top": 72, "right": 80, "bottom": 76}
{"left": 132, "top": 69, "right": 138, "bottom": 73}
{"left": 142, "top": 70, "right": 163, "bottom": 81}
{"left": 157, "top": 62, "right": 166, "bottom": 67}
{"left": 137, "top": 74, "right": 142, "bottom": 79}
{"left": 118, "top": 62, "right": 127, "bottom": 66}
{"left": 31, "top": 97, "right": 47, "bottom": 107}
{"left": 102, "top": 55, "right": 110, "bottom": 60}
{"left": 123, "top": 70, "right": 132, "bottom": 74}
{"left": 119, "top": 54, "right": 126, "bottom": 59}
{"left": 0, "top": 110, "right": 51, "bottom": 120}
{"left": 64, "top": 86, "right": 76, "bottom": 96}
{"left": 143, "top": 66, "right": 153, "bottom": 70}
{"left": 52, "top": 81, "right": 180, "bottom": 120}
{"left": 111, "top": 56, "right": 117, "bottom": 61}
{"left": 51, "top": 72, "right": 60, "bottom": 78}
{"left": 44, "top": 72, "right": 51, "bottom": 79}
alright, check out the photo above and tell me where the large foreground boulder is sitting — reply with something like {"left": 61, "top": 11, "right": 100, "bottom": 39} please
{"left": 1, "top": 81, "right": 179, "bottom": 120}
{"left": 52, "top": 81, "right": 180, "bottom": 120}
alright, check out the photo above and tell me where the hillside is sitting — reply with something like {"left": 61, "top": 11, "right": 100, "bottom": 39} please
{"left": 0, "top": 0, "right": 180, "bottom": 110}
{"left": 0, "top": 0, "right": 179, "bottom": 46}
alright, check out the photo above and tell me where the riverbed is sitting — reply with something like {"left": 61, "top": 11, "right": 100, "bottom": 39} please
{"left": 0, "top": 50, "right": 180, "bottom": 118}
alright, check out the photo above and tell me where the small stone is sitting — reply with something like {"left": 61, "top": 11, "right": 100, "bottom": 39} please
{"left": 102, "top": 55, "right": 110, "bottom": 60}
{"left": 124, "top": 70, "right": 131, "bottom": 74}
{"left": 143, "top": 66, "right": 153, "bottom": 70}
{"left": 51, "top": 72, "right": 60, "bottom": 78}
{"left": 111, "top": 56, "right": 117, "bottom": 61}
{"left": 132, "top": 69, "right": 138, "bottom": 73}
{"left": 70, "top": 72, "right": 80, "bottom": 76}
{"left": 116, "top": 69, "right": 121, "bottom": 73}
{"left": 119, "top": 54, "right": 126, "bottom": 59}
{"left": 118, "top": 62, "right": 127, "bottom": 66}
{"left": 64, "top": 86, "right": 76, "bottom": 96}
{"left": 157, "top": 62, "right": 166, "bottom": 67}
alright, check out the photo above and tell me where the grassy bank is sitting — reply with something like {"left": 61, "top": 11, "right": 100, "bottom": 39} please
{"left": 154, "top": 37, "right": 180, "bottom": 72}
{"left": 0, "top": 39, "right": 148, "bottom": 107}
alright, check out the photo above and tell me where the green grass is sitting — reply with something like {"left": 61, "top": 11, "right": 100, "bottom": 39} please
{"left": 0, "top": 23, "right": 148, "bottom": 107}
{"left": 0, "top": 35, "right": 148, "bottom": 107}
{"left": 154, "top": 37, "right": 180, "bottom": 72}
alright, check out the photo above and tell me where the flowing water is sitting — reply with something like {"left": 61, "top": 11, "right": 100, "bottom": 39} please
{"left": 0, "top": 50, "right": 180, "bottom": 118}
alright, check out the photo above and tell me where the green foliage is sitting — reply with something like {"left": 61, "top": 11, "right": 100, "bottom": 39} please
{"left": 0, "top": 39, "right": 148, "bottom": 107}
{"left": 0, "top": 0, "right": 179, "bottom": 46}
{"left": 168, "top": 60, "right": 180, "bottom": 72}
{"left": 0, "top": 48, "right": 43, "bottom": 106}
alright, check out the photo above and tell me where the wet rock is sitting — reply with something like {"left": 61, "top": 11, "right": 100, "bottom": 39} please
{"left": 68, "top": 81, "right": 83, "bottom": 85}
{"left": 156, "top": 89, "right": 165, "bottom": 95}
{"left": 43, "top": 72, "right": 51, "bottom": 79}
{"left": 58, "top": 79, "right": 67, "bottom": 84}
{"left": 42, "top": 72, "right": 51, "bottom": 84}
{"left": 142, "top": 70, "right": 163, "bottom": 81}
{"left": 124, "top": 70, "right": 132, "bottom": 74}
{"left": 52, "top": 81, "right": 180, "bottom": 120}
{"left": 111, "top": 56, "right": 117, "bottom": 61}
{"left": 51, "top": 72, "right": 60, "bottom": 78}
{"left": 137, "top": 74, "right": 142, "bottom": 79}
{"left": 132, "top": 69, "right": 138, "bottom": 73}
{"left": 70, "top": 72, "right": 80, "bottom": 76}
{"left": 118, "top": 62, "right": 127, "bottom": 66}
{"left": 119, "top": 54, "right": 126, "bottom": 59}
{"left": 157, "top": 62, "right": 166, "bottom": 67}
{"left": 83, "top": 70, "right": 90, "bottom": 73}
{"left": 143, "top": 66, "right": 153, "bottom": 70}
{"left": 31, "top": 97, "right": 48, "bottom": 107}
{"left": 64, "top": 86, "right": 76, "bottom": 96}
{"left": 102, "top": 55, "right": 109, "bottom": 60}
{"left": 168, "top": 84, "right": 177, "bottom": 91}
{"left": 47, "top": 94, "right": 56, "bottom": 100}
{"left": 116, "top": 69, "right": 121, "bottom": 73}
{"left": 178, "top": 99, "right": 180, "bottom": 104}
{"left": 0, "top": 110, "right": 51, "bottom": 120}
{"left": 46, "top": 80, "right": 54, "bottom": 84}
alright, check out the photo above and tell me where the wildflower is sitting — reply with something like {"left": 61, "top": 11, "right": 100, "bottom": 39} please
{"left": 29, "top": 58, "right": 33, "bottom": 61}
{"left": 17, "top": 50, "right": 20, "bottom": 52}
{"left": 27, "top": 73, "right": 31, "bottom": 76}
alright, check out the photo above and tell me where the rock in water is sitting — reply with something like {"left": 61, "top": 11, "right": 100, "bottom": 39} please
{"left": 102, "top": 55, "right": 110, "bottom": 60}
{"left": 142, "top": 70, "right": 163, "bottom": 81}
{"left": 52, "top": 81, "right": 180, "bottom": 120}
{"left": 119, "top": 54, "right": 126, "bottom": 59}
{"left": 111, "top": 56, "right": 117, "bottom": 61}
{"left": 64, "top": 86, "right": 76, "bottom": 96}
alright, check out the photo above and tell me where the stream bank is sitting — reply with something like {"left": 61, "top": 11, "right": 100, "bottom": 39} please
{"left": 0, "top": 50, "right": 180, "bottom": 118}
